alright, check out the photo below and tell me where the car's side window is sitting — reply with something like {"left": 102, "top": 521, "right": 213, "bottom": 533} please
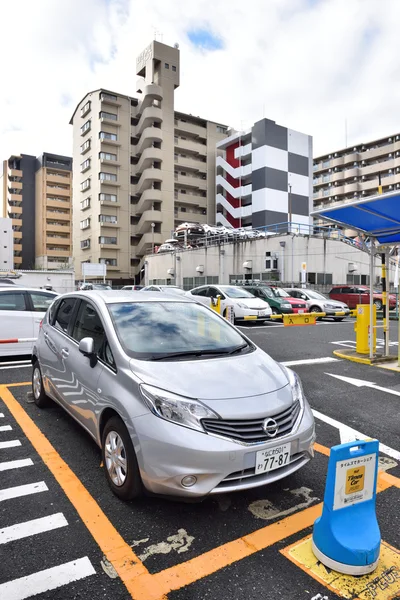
{"left": 54, "top": 298, "right": 77, "bottom": 333}
{"left": 0, "top": 291, "right": 27, "bottom": 311}
{"left": 192, "top": 287, "right": 208, "bottom": 297}
{"left": 71, "top": 300, "right": 105, "bottom": 354}
{"left": 29, "top": 292, "right": 56, "bottom": 312}
{"left": 98, "top": 339, "right": 116, "bottom": 370}
{"left": 206, "top": 287, "right": 218, "bottom": 298}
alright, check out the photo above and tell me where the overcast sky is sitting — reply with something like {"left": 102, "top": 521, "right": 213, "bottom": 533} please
{"left": 1, "top": 0, "right": 399, "bottom": 161}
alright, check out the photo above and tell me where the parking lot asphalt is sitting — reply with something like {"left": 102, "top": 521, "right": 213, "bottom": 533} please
{"left": 1, "top": 318, "right": 400, "bottom": 600}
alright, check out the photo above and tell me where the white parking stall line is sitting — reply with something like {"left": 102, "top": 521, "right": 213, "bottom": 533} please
{"left": 0, "top": 425, "right": 12, "bottom": 432}
{"left": 0, "top": 556, "right": 96, "bottom": 600}
{"left": 0, "top": 440, "right": 21, "bottom": 449}
{"left": 0, "top": 364, "right": 31, "bottom": 371}
{"left": 0, "top": 482, "right": 48, "bottom": 503}
{"left": 0, "top": 413, "right": 4, "bottom": 418}
{"left": 0, "top": 458, "right": 33, "bottom": 472}
{"left": 0, "top": 360, "right": 31, "bottom": 367}
{"left": 281, "top": 357, "right": 340, "bottom": 367}
{"left": 0, "top": 513, "right": 68, "bottom": 544}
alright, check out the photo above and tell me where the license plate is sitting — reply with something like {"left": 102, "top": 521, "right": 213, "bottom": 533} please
{"left": 258, "top": 310, "right": 266, "bottom": 317}
{"left": 298, "top": 309, "right": 304, "bottom": 313}
{"left": 256, "top": 442, "right": 291, "bottom": 473}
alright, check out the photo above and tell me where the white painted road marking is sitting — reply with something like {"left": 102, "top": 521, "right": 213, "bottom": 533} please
{"left": 0, "top": 458, "right": 33, "bottom": 472}
{"left": 248, "top": 487, "right": 318, "bottom": 521}
{"left": 0, "top": 413, "right": 4, "bottom": 418}
{"left": 0, "top": 557, "right": 96, "bottom": 600}
{"left": 0, "top": 513, "right": 68, "bottom": 544}
{"left": 281, "top": 357, "right": 340, "bottom": 367}
{"left": 0, "top": 481, "right": 48, "bottom": 502}
{"left": 132, "top": 529, "right": 195, "bottom": 561}
{"left": 0, "top": 360, "right": 31, "bottom": 367}
{"left": 0, "top": 364, "right": 31, "bottom": 371}
{"left": 0, "top": 425, "right": 12, "bottom": 432}
{"left": 0, "top": 440, "right": 21, "bottom": 449}
{"left": 313, "top": 409, "right": 400, "bottom": 462}
{"left": 326, "top": 373, "right": 400, "bottom": 398}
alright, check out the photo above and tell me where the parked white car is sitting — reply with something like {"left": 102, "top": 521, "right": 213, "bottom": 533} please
{"left": 186, "top": 285, "right": 272, "bottom": 323}
{"left": 0, "top": 286, "right": 58, "bottom": 356}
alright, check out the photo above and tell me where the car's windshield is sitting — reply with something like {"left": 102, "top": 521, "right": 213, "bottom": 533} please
{"left": 271, "top": 287, "right": 290, "bottom": 298}
{"left": 223, "top": 287, "right": 255, "bottom": 299}
{"left": 255, "top": 287, "right": 274, "bottom": 298}
{"left": 108, "top": 301, "right": 248, "bottom": 360}
{"left": 160, "top": 287, "right": 186, "bottom": 295}
{"left": 93, "top": 284, "right": 112, "bottom": 290}
{"left": 307, "top": 290, "right": 327, "bottom": 300}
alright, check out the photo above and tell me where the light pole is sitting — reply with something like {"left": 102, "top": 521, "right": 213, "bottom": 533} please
{"left": 288, "top": 183, "right": 292, "bottom": 234}
{"left": 151, "top": 222, "right": 155, "bottom": 254}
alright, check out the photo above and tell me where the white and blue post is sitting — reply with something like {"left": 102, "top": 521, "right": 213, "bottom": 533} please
{"left": 312, "top": 439, "right": 380, "bottom": 575}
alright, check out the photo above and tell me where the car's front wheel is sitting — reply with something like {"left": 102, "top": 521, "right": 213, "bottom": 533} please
{"left": 32, "top": 362, "right": 50, "bottom": 408}
{"left": 102, "top": 416, "right": 143, "bottom": 501}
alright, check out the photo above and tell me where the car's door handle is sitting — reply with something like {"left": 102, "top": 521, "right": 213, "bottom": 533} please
{"left": 61, "top": 348, "right": 69, "bottom": 358}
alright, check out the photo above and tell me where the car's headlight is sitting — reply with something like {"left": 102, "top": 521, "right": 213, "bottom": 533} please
{"left": 140, "top": 384, "right": 219, "bottom": 432}
{"left": 237, "top": 302, "right": 250, "bottom": 309}
{"left": 324, "top": 303, "right": 335, "bottom": 309}
{"left": 282, "top": 303, "right": 292, "bottom": 308}
{"left": 281, "top": 366, "right": 305, "bottom": 411}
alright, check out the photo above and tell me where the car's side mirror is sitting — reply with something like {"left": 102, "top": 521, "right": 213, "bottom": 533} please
{"left": 79, "top": 337, "right": 97, "bottom": 367}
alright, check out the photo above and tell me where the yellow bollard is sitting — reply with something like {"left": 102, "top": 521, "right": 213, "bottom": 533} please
{"left": 355, "top": 304, "right": 376, "bottom": 355}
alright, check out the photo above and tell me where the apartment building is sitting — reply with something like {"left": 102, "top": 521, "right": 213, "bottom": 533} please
{"left": 70, "top": 40, "right": 228, "bottom": 283}
{"left": 1, "top": 153, "right": 72, "bottom": 269}
{"left": 216, "top": 118, "right": 313, "bottom": 230}
{"left": 313, "top": 133, "right": 400, "bottom": 227}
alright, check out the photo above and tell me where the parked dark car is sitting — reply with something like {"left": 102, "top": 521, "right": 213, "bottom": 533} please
{"left": 329, "top": 286, "right": 397, "bottom": 310}
{"left": 244, "top": 285, "right": 293, "bottom": 316}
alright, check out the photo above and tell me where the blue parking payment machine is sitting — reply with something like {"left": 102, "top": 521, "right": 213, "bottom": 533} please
{"left": 312, "top": 439, "right": 380, "bottom": 575}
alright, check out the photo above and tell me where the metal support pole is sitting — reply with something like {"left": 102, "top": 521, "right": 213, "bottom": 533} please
{"left": 381, "top": 251, "right": 389, "bottom": 357}
{"left": 291, "top": 235, "right": 294, "bottom": 287}
{"left": 369, "top": 240, "right": 375, "bottom": 360}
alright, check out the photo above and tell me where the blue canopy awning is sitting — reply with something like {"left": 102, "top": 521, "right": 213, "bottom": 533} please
{"left": 311, "top": 191, "right": 400, "bottom": 245}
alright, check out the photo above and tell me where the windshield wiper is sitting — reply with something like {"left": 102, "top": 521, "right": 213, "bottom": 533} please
{"left": 149, "top": 345, "right": 248, "bottom": 361}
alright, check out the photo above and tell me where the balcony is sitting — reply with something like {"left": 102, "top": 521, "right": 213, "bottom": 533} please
{"left": 100, "top": 156, "right": 121, "bottom": 167}
{"left": 330, "top": 156, "right": 344, "bottom": 168}
{"left": 46, "top": 173, "right": 71, "bottom": 185}
{"left": 361, "top": 144, "right": 394, "bottom": 161}
{"left": 11, "top": 218, "right": 22, "bottom": 227}
{"left": 100, "top": 220, "right": 120, "bottom": 228}
{"left": 9, "top": 180, "right": 22, "bottom": 190}
{"left": 46, "top": 249, "right": 71, "bottom": 257}
{"left": 175, "top": 137, "right": 207, "bottom": 156}
{"left": 100, "top": 93, "right": 121, "bottom": 107}
{"left": 134, "top": 106, "right": 163, "bottom": 138}
{"left": 133, "top": 209, "right": 162, "bottom": 236}
{"left": 343, "top": 167, "right": 359, "bottom": 179}
{"left": 46, "top": 185, "right": 70, "bottom": 197}
{"left": 135, "top": 167, "right": 163, "bottom": 196}
{"left": 342, "top": 152, "right": 360, "bottom": 166}
{"left": 9, "top": 205, "right": 22, "bottom": 215}
{"left": 100, "top": 135, "right": 121, "bottom": 147}
{"left": 46, "top": 236, "right": 71, "bottom": 245}
{"left": 134, "top": 127, "right": 163, "bottom": 156}
{"left": 175, "top": 155, "right": 206, "bottom": 172}
{"left": 46, "top": 211, "right": 70, "bottom": 221}
{"left": 174, "top": 119, "right": 207, "bottom": 139}
{"left": 46, "top": 223, "right": 70, "bottom": 233}
{"left": 100, "top": 177, "right": 121, "bottom": 188}
{"left": 99, "top": 112, "right": 121, "bottom": 126}
{"left": 174, "top": 192, "right": 207, "bottom": 207}
{"left": 14, "top": 244, "right": 22, "bottom": 252}
{"left": 46, "top": 198, "right": 70, "bottom": 209}
{"left": 134, "top": 232, "right": 163, "bottom": 257}
{"left": 8, "top": 169, "right": 22, "bottom": 180}
{"left": 131, "top": 188, "right": 162, "bottom": 214}
{"left": 14, "top": 256, "right": 22, "bottom": 265}
{"left": 13, "top": 231, "right": 22, "bottom": 240}
{"left": 343, "top": 181, "right": 360, "bottom": 194}
{"left": 100, "top": 198, "right": 121, "bottom": 208}
{"left": 134, "top": 147, "right": 163, "bottom": 175}
{"left": 175, "top": 173, "right": 207, "bottom": 190}
{"left": 99, "top": 242, "right": 120, "bottom": 249}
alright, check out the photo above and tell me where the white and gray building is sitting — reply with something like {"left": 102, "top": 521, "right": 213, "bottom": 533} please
{"left": 0, "top": 217, "right": 13, "bottom": 270}
{"left": 216, "top": 118, "right": 313, "bottom": 231}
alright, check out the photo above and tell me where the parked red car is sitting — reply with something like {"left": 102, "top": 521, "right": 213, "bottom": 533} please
{"left": 270, "top": 287, "right": 309, "bottom": 313}
{"left": 329, "top": 285, "right": 397, "bottom": 310}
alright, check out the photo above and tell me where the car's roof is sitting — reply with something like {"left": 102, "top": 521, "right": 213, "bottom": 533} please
{"left": 60, "top": 290, "right": 195, "bottom": 305}
{"left": 0, "top": 286, "right": 58, "bottom": 294}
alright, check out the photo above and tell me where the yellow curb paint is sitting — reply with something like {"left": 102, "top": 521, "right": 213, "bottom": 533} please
{"left": 281, "top": 535, "right": 400, "bottom": 600}
{"left": 0, "top": 385, "right": 150, "bottom": 599}
{"left": 332, "top": 350, "right": 373, "bottom": 365}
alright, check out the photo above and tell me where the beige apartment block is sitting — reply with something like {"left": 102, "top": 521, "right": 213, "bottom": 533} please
{"left": 1, "top": 153, "right": 72, "bottom": 269}
{"left": 70, "top": 40, "right": 228, "bottom": 283}
{"left": 313, "top": 133, "right": 400, "bottom": 228}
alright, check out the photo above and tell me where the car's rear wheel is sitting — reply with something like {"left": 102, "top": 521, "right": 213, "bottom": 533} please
{"left": 32, "top": 362, "right": 50, "bottom": 408}
{"left": 374, "top": 299, "right": 382, "bottom": 310}
{"left": 102, "top": 416, "right": 143, "bottom": 501}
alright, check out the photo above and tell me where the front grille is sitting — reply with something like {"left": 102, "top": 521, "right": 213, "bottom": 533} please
{"left": 202, "top": 400, "right": 301, "bottom": 444}
{"left": 292, "top": 304, "right": 305, "bottom": 309}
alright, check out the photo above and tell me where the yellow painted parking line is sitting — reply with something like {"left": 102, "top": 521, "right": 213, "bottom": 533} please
{"left": 281, "top": 535, "right": 400, "bottom": 599}
{"left": 0, "top": 385, "right": 149, "bottom": 599}
{"left": 4, "top": 381, "right": 31, "bottom": 387}
{"left": 1, "top": 381, "right": 399, "bottom": 600}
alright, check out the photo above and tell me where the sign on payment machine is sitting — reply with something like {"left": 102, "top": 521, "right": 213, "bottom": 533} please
{"left": 312, "top": 439, "right": 380, "bottom": 575}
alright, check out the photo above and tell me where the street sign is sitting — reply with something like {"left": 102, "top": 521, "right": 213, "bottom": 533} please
{"left": 283, "top": 314, "right": 316, "bottom": 326}
{"left": 82, "top": 263, "right": 106, "bottom": 277}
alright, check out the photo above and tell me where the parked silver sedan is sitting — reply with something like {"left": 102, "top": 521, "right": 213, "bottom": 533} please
{"left": 32, "top": 291, "right": 315, "bottom": 500}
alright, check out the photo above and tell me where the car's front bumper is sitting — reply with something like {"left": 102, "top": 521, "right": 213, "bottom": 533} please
{"left": 235, "top": 308, "right": 272, "bottom": 321}
{"left": 130, "top": 403, "right": 315, "bottom": 498}
{"left": 324, "top": 309, "right": 350, "bottom": 316}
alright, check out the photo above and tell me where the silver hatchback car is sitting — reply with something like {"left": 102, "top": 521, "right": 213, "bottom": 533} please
{"left": 32, "top": 291, "right": 315, "bottom": 500}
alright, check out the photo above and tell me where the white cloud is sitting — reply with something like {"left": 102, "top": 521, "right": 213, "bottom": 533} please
{"left": 1, "top": 0, "right": 400, "bottom": 160}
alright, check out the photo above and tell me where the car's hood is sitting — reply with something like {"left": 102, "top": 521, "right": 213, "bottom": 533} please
{"left": 129, "top": 348, "right": 288, "bottom": 403}
{"left": 286, "top": 298, "right": 307, "bottom": 305}
{"left": 233, "top": 297, "right": 271, "bottom": 309}
{"left": 325, "top": 300, "right": 348, "bottom": 308}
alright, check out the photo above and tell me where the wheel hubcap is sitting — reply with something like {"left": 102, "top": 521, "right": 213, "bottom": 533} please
{"left": 33, "top": 368, "right": 41, "bottom": 399}
{"left": 104, "top": 431, "right": 127, "bottom": 486}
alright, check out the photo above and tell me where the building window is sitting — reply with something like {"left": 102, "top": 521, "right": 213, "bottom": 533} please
{"left": 80, "top": 197, "right": 91, "bottom": 210}
{"left": 99, "top": 236, "right": 117, "bottom": 245}
{"left": 99, "top": 152, "right": 117, "bottom": 162}
{"left": 216, "top": 125, "right": 227, "bottom": 134}
{"left": 99, "top": 172, "right": 117, "bottom": 182}
{"left": 99, "top": 258, "right": 117, "bottom": 266}
{"left": 165, "top": 63, "right": 169, "bottom": 69}
{"left": 99, "top": 111, "right": 118, "bottom": 121}
{"left": 99, "top": 214, "right": 117, "bottom": 224}
{"left": 80, "top": 218, "right": 90, "bottom": 230}
{"left": 99, "top": 193, "right": 117, "bottom": 203}
{"left": 81, "top": 179, "right": 90, "bottom": 191}
{"left": 100, "top": 92, "right": 117, "bottom": 102}
{"left": 181, "top": 207, "right": 186, "bottom": 212}
{"left": 81, "top": 101, "right": 91, "bottom": 117}
{"left": 80, "top": 139, "right": 91, "bottom": 154}
{"left": 172, "top": 65, "right": 176, "bottom": 72}
{"left": 81, "top": 120, "right": 91, "bottom": 135}
{"left": 81, "top": 159, "right": 91, "bottom": 172}
{"left": 99, "top": 131, "right": 117, "bottom": 141}
{"left": 81, "top": 239, "right": 90, "bottom": 249}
